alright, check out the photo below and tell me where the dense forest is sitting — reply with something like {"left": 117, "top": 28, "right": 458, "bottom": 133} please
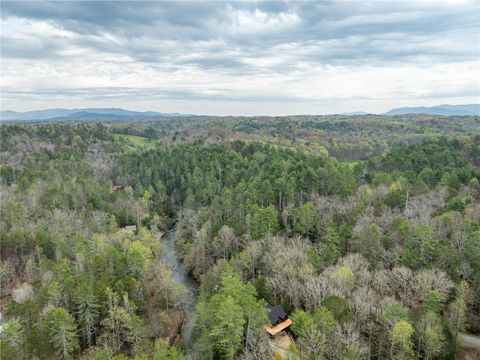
{"left": 0, "top": 115, "right": 479, "bottom": 359}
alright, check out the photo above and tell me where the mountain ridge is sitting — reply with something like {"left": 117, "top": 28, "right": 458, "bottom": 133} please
{"left": 384, "top": 104, "right": 479, "bottom": 116}
{"left": 2, "top": 104, "right": 479, "bottom": 121}
{"left": 0, "top": 108, "right": 189, "bottom": 121}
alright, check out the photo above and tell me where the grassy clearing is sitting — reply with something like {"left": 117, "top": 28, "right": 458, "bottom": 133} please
{"left": 339, "top": 159, "right": 361, "bottom": 168}
{"left": 113, "top": 134, "right": 159, "bottom": 150}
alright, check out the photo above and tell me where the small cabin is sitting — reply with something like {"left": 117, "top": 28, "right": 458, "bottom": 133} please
{"left": 112, "top": 185, "right": 124, "bottom": 191}
{"left": 124, "top": 225, "right": 137, "bottom": 233}
{"left": 265, "top": 304, "right": 292, "bottom": 336}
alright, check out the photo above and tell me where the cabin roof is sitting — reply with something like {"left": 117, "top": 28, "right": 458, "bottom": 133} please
{"left": 267, "top": 304, "right": 288, "bottom": 325}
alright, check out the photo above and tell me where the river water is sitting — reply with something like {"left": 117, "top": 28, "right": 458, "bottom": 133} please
{"left": 159, "top": 226, "right": 199, "bottom": 345}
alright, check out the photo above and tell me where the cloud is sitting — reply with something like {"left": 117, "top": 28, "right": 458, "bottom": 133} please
{"left": 1, "top": 0, "right": 479, "bottom": 114}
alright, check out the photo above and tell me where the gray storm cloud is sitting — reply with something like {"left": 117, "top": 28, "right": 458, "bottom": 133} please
{"left": 1, "top": 0, "right": 479, "bottom": 115}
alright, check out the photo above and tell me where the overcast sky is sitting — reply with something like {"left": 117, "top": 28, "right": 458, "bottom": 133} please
{"left": 1, "top": 0, "right": 479, "bottom": 115}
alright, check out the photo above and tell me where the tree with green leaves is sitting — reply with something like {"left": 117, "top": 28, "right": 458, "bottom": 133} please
{"left": 45, "top": 307, "right": 80, "bottom": 359}
{"left": 75, "top": 282, "right": 100, "bottom": 347}
{"left": 99, "top": 289, "right": 134, "bottom": 352}
{"left": 445, "top": 297, "right": 467, "bottom": 342}
{"left": 416, "top": 311, "right": 446, "bottom": 360}
{"left": 292, "top": 202, "right": 317, "bottom": 237}
{"left": 126, "top": 315, "right": 148, "bottom": 356}
{"left": 194, "top": 273, "right": 266, "bottom": 359}
{"left": 153, "top": 339, "right": 187, "bottom": 360}
{"left": 323, "top": 295, "right": 353, "bottom": 323}
{"left": 353, "top": 224, "right": 384, "bottom": 266}
{"left": 321, "top": 225, "right": 341, "bottom": 266}
{"left": 290, "top": 306, "right": 337, "bottom": 359}
{"left": 207, "top": 294, "right": 245, "bottom": 359}
{"left": 389, "top": 320, "right": 414, "bottom": 360}
{"left": 250, "top": 204, "right": 279, "bottom": 240}
{"left": 0, "top": 319, "right": 25, "bottom": 360}
{"left": 402, "top": 224, "right": 437, "bottom": 270}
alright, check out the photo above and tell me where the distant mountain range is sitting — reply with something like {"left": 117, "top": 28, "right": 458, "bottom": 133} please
{"left": 1, "top": 104, "right": 478, "bottom": 121}
{"left": 384, "top": 104, "right": 479, "bottom": 116}
{"left": 341, "top": 105, "right": 479, "bottom": 116}
{"left": 0, "top": 108, "right": 189, "bottom": 121}
{"left": 340, "top": 111, "right": 370, "bottom": 115}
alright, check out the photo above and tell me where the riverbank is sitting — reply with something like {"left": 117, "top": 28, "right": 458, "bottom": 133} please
{"left": 158, "top": 226, "right": 200, "bottom": 345}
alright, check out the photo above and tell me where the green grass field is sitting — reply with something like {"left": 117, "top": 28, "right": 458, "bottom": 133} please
{"left": 113, "top": 134, "right": 159, "bottom": 150}
{"left": 339, "top": 159, "right": 361, "bottom": 168}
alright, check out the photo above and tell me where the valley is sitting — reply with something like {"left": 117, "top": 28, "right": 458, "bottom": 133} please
{"left": 0, "top": 115, "right": 479, "bottom": 359}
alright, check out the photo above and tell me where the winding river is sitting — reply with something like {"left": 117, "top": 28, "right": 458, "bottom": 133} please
{"left": 159, "top": 226, "right": 199, "bottom": 345}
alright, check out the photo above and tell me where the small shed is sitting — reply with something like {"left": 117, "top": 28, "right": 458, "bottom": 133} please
{"left": 265, "top": 305, "right": 292, "bottom": 336}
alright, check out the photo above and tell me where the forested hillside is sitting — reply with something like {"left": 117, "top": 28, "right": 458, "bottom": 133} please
{"left": 0, "top": 115, "right": 479, "bottom": 359}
